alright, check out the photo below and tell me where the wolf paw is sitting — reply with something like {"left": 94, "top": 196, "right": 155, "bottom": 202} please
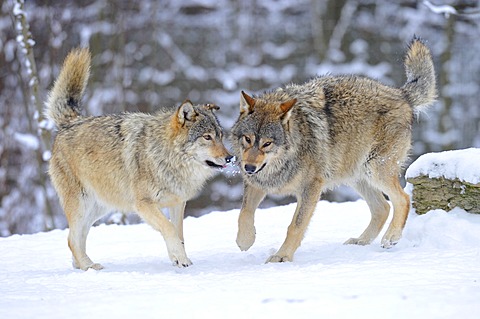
{"left": 171, "top": 256, "right": 193, "bottom": 268}
{"left": 344, "top": 237, "right": 371, "bottom": 246}
{"left": 236, "top": 226, "right": 256, "bottom": 251}
{"left": 167, "top": 239, "right": 193, "bottom": 268}
{"left": 73, "top": 257, "right": 104, "bottom": 271}
{"left": 89, "top": 263, "right": 105, "bottom": 270}
{"left": 381, "top": 232, "right": 401, "bottom": 249}
{"left": 77, "top": 262, "right": 104, "bottom": 271}
{"left": 380, "top": 238, "right": 399, "bottom": 249}
{"left": 265, "top": 254, "right": 292, "bottom": 263}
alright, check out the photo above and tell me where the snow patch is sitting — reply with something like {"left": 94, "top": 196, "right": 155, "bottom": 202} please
{"left": 405, "top": 148, "right": 480, "bottom": 184}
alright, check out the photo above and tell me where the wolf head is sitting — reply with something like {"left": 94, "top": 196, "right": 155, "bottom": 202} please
{"left": 175, "top": 100, "right": 234, "bottom": 169}
{"left": 230, "top": 91, "right": 296, "bottom": 175}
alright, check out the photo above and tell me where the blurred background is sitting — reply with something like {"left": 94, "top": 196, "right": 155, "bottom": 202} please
{"left": 1, "top": 0, "right": 479, "bottom": 236}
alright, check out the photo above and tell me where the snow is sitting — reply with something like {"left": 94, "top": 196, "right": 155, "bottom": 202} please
{"left": 406, "top": 148, "right": 480, "bottom": 184}
{"left": 1, "top": 200, "right": 480, "bottom": 319}
{"left": 423, "top": 1, "right": 457, "bottom": 18}
{"left": 12, "top": 1, "right": 25, "bottom": 17}
{"left": 42, "top": 150, "right": 51, "bottom": 161}
{"left": 13, "top": 132, "right": 39, "bottom": 150}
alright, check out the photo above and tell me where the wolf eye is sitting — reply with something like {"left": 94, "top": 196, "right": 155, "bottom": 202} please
{"left": 203, "top": 134, "right": 212, "bottom": 141}
{"left": 262, "top": 141, "right": 272, "bottom": 148}
{"left": 243, "top": 136, "right": 251, "bottom": 144}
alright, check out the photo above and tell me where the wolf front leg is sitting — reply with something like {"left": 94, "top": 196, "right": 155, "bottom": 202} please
{"left": 266, "top": 180, "right": 323, "bottom": 263}
{"left": 169, "top": 201, "right": 186, "bottom": 243}
{"left": 236, "top": 183, "right": 266, "bottom": 251}
{"left": 135, "top": 200, "right": 192, "bottom": 267}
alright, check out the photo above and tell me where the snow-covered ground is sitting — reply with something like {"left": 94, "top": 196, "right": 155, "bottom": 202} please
{"left": 1, "top": 199, "right": 480, "bottom": 318}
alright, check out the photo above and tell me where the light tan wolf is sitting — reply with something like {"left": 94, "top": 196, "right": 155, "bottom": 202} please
{"left": 231, "top": 37, "right": 436, "bottom": 263}
{"left": 46, "top": 48, "right": 233, "bottom": 270}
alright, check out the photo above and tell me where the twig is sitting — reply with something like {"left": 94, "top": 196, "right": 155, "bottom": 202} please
{"left": 423, "top": 1, "right": 480, "bottom": 19}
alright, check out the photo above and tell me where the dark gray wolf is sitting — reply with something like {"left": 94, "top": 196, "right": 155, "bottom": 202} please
{"left": 231, "top": 37, "right": 436, "bottom": 263}
{"left": 46, "top": 48, "right": 233, "bottom": 270}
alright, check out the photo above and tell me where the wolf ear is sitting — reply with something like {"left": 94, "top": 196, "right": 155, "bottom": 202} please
{"left": 177, "top": 100, "right": 197, "bottom": 125}
{"left": 240, "top": 91, "right": 255, "bottom": 115}
{"left": 279, "top": 98, "right": 296, "bottom": 124}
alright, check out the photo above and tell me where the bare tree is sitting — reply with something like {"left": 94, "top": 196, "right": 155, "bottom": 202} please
{"left": 12, "top": 0, "right": 55, "bottom": 230}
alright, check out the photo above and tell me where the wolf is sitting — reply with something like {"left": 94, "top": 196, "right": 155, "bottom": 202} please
{"left": 46, "top": 48, "right": 233, "bottom": 270}
{"left": 231, "top": 37, "right": 436, "bottom": 263}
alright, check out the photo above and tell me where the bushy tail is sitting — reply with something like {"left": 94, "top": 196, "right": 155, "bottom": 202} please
{"left": 401, "top": 37, "right": 437, "bottom": 113}
{"left": 45, "top": 48, "right": 91, "bottom": 127}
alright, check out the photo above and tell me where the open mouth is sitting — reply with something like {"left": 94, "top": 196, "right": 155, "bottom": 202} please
{"left": 205, "top": 160, "right": 225, "bottom": 169}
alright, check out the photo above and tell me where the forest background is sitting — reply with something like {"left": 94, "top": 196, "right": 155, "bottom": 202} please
{"left": 1, "top": 0, "right": 479, "bottom": 236}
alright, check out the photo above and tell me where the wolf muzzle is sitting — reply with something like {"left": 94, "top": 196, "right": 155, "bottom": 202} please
{"left": 206, "top": 155, "right": 235, "bottom": 169}
{"left": 244, "top": 163, "right": 266, "bottom": 174}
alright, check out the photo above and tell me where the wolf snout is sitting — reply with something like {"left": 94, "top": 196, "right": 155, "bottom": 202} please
{"left": 225, "top": 155, "right": 235, "bottom": 164}
{"left": 206, "top": 154, "right": 235, "bottom": 169}
{"left": 243, "top": 163, "right": 266, "bottom": 174}
{"left": 244, "top": 164, "right": 257, "bottom": 174}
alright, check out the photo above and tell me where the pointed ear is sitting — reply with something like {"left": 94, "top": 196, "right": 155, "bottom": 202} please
{"left": 240, "top": 91, "right": 255, "bottom": 115}
{"left": 279, "top": 98, "right": 296, "bottom": 124}
{"left": 280, "top": 99, "right": 296, "bottom": 113}
{"left": 177, "top": 100, "right": 196, "bottom": 125}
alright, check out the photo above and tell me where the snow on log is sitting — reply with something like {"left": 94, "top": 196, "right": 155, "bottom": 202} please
{"left": 406, "top": 148, "right": 480, "bottom": 215}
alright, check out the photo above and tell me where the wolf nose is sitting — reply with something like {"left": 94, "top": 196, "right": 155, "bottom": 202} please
{"left": 225, "top": 155, "right": 234, "bottom": 163}
{"left": 244, "top": 164, "right": 256, "bottom": 174}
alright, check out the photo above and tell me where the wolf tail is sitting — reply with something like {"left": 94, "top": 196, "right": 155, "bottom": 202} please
{"left": 401, "top": 37, "right": 437, "bottom": 113}
{"left": 45, "top": 48, "right": 91, "bottom": 127}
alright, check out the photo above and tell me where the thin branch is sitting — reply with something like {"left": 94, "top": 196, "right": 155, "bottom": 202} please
{"left": 423, "top": 1, "right": 480, "bottom": 18}
{"left": 326, "top": 0, "right": 358, "bottom": 62}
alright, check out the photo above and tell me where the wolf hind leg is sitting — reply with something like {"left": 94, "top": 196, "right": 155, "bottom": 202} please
{"left": 377, "top": 176, "right": 410, "bottom": 248}
{"left": 344, "top": 180, "right": 390, "bottom": 245}
{"left": 68, "top": 227, "right": 104, "bottom": 271}
{"left": 66, "top": 192, "right": 107, "bottom": 271}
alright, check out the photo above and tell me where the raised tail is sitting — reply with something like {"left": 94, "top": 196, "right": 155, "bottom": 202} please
{"left": 401, "top": 37, "right": 437, "bottom": 113}
{"left": 45, "top": 48, "right": 91, "bottom": 127}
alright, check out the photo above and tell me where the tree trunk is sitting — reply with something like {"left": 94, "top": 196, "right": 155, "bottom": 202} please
{"left": 13, "top": 0, "right": 55, "bottom": 230}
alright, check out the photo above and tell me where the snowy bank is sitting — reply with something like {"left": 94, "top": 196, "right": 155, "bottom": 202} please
{"left": 406, "top": 148, "right": 480, "bottom": 214}
{"left": 406, "top": 148, "right": 480, "bottom": 184}
{"left": 1, "top": 201, "right": 480, "bottom": 319}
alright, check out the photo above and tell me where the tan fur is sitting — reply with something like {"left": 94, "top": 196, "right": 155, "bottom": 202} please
{"left": 231, "top": 37, "right": 436, "bottom": 263}
{"left": 46, "top": 48, "right": 232, "bottom": 270}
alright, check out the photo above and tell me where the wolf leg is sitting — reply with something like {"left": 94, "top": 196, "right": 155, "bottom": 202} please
{"left": 66, "top": 194, "right": 106, "bottom": 271}
{"left": 345, "top": 180, "right": 390, "bottom": 245}
{"left": 136, "top": 200, "right": 192, "bottom": 267}
{"left": 236, "top": 183, "right": 266, "bottom": 251}
{"left": 266, "top": 180, "right": 323, "bottom": 263}
{"left": 169, "top": 201, "right": 186, "bottom": 243}
{"left": 68, "top": 225, "right": 104, "bottom": 271}
{"left": 378, "top": 176, "right": 410, "bottom": 248}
